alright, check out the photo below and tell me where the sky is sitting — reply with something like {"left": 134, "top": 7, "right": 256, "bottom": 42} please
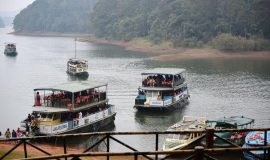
{"left": 0, "top": 0, "right": 34, "bottom": 12}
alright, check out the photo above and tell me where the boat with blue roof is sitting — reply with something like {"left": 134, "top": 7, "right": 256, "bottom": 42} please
{"left": 134, "top": 68, "right": 190, "bottom": 111}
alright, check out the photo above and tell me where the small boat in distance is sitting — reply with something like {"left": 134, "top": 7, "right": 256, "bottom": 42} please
{"left": 4, "top": 43, "right": 17, "bottom": 56}
{"left": 163, "top": 116, "right": 207, "bottom": 151}
{"left": 134, "top": 68, "right": 190, "bottom": 111}
{"left": 20, "top": 81, "right": 116, "bottom": 135}
{"left": 67, "top": 38, "right": 89, "bottom": 77}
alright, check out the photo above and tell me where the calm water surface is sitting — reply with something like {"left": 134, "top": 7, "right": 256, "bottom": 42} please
{"left": 0, "top": 27, "right": 270, "bottom": 151}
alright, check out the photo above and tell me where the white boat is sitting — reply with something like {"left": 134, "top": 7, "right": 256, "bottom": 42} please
{"left": 134, "top": 68, "right": 189, "bottom": 111}
{"left": 21, "top": 81, "right": 116, "bottom": 135}
{"left": 67, "top": 39, "right": 88, "bottom": 77}
{"left": 67, "top": 58, "right": 88, "bottom": 76}
{"left": 163, "top": 116, "right": 207, "bottom": 151}
{"left": 4, "top": 43, "right": 17, "bottom": 56}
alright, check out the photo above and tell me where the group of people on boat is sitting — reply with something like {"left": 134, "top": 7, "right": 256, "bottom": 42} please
{"left": 35, "top": 89, "right": 106, "bottom": 108}
{"left": 142, "top": 74, "right": 184, "bottom": 87}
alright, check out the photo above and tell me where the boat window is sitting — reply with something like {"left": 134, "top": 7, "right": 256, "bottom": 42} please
{"left": 47, "top": 114, "right": 53, "bottom": 120}
{"left": 53, "top": 114, "right": 60, "bottom": 120}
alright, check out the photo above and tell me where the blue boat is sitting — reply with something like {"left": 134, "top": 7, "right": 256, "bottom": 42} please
{"left": 243, "top": 131, "right": 270, "bottom": 159}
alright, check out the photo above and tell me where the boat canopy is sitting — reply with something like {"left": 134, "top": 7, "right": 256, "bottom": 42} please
{"left": 141, "top": 68, "right": 186, "bottom": 75}
{"left": 207, "top": 116, "right": 254, "bottom": 127}
{"left": 68, "top": 58, "right": 88, "bottom": 62}
{"left": 34, "top": 81, "right": 107, "bottom": 93}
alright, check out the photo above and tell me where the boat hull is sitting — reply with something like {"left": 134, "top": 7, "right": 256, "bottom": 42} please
{"left": 38, "top": 113, "right": 116, "bottom": 136}
{"left": 66, "top": 70, "right": 89, "bottom": 77}
{"left": 134, "top": 95, "right": 189, "bottom": 112}
{"left": 4, "top": 51, "right": 17, "bottom": 56}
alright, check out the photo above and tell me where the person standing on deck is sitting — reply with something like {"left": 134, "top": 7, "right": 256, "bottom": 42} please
{"left": 35, "top": 92, "right": 41, "bottom": 106}
{"left": 5, "top": 128, "right": 11, "bottom": 139}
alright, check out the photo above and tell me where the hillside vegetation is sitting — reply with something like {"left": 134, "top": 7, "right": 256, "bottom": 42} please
{"left": 91, "top": 0, "right": 270, "bottom": 51}
{"left": 13, "top": 0, "right": 97, "bottom": 33}
{"left": 13, "top": 0, "right": 270, "bottom": 51}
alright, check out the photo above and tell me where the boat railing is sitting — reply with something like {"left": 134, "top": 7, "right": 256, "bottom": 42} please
{"left": 136, "top": 93, "right": 186, "bottom": 107}
{"left": 39, "top": 105, "right": 115, "bottom": 134}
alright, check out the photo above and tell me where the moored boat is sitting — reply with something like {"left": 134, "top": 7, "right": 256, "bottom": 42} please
{"left": 20, "top": 81, "right": 116, "bottom": 136}
{"left": 242, "top": 131, "right": 270, "bottom": 160}
{"left": 206, "top": 116, "right": 255, "bottom": 147}
{"left": 134, "top": 68, "right": 190, "bottom": 111}
{"left": 4, "top": 43, "right": 17, "bottom": 56}
{"left": 163, "top": 116, "right": 207, "bottom": 151}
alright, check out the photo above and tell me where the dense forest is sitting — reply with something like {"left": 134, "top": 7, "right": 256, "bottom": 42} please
{"left": 0, "top": 17, "right": 4, "bottom": 28}
{"left": 13, "top": 0, "right": 270, "bottom": 51}
{"left": 13, "top": 0, "right": 97, "bottom": 33}
{"left": 91, "top": 0, "right": 270, "bottom": 50}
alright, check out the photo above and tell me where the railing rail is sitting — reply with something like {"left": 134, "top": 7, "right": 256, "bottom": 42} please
{"left": 0, "top": 128, "right": 269, "bottom": 160}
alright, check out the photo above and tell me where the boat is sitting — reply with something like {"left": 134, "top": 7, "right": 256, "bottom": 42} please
{"left": 134, "top": 68, "right": 190, "bottom": 111}
{"left": 205, "top": 116, "right": 255, "bottom": 147}
{"left": 4, "top": 43, "right": 17, "bottom": 56}
{"left": 242, "top": 131, "right": 270, "bottom": 160}
{"left": 67, "top": 58, "right": 89, "bottom": 77}
{"left": 163, "top": 116, "right": 207, "bottom": 151}
{"left": 66, "top": 38, "right": 89, "bottom": 77}
{"left": 20, "top": 81, "right": 116, "bottom": 136}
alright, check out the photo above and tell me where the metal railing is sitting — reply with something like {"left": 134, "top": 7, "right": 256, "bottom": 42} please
{"left": 0, "top": 128, "right": 269, "bottom": 160}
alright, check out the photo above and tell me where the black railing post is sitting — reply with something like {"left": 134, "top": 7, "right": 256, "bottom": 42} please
{"left": 134, "top": 153, "right": 138, "bottom": 160}
{"left": 107, "top": 134, "right": 110, "bottom": 160}
{"left": 155, "top": 133, "right": 159, "bottom": 160}
{"left": 63, "top": 137, "right": 67, "bottom": 160}
{"left": 206, "top": 128, "right": 214, "bottom": 149}
{"left": 23, "top": 139, "right": 28, "bottom": 158}
{"left": 194, "top": 146, "right": 204, "bottom": 160}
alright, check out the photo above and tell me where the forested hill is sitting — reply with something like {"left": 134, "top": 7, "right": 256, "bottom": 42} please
{"left": 0, "top": 17, "right": 4, "bottom": 28}
{"left": 91, "top": 0, "right": 270, "bottom": 49}
{"left": 13, "top": 0, "right": 97, "bottom": 33}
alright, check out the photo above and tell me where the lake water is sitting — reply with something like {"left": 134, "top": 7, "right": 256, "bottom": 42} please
{"left": 0, "top": 27, "right": 270, "bottom": 151}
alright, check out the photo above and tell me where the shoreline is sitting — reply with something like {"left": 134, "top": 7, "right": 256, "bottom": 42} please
{"left": 10, "top": 31, "right": 270, "bottom": 61}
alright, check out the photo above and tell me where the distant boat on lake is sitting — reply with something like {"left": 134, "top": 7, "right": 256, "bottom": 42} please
{"left": 20, "top": 81, "right": 116, "bottom": 136}
{"left": 4, "top": 43, "right": 17, "bottom": 56}
{"left": 67, "top": 38, "right": 89, "bottom": 77}
{"left": 134, "top": 68, "right": 190, "bottom": 111}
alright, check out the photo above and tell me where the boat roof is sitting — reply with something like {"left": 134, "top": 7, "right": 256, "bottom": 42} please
{"left": 68, "top": 58, "right": 88, "bottom": 62}
{"left": 141, "top": 68, "right": 186, "bottom": 75}
{"left": 34, "top": 81, "right": 107, "bottom": 93}
{"left": 207, "top": 116, "right": 254, "bottom": 127}
{"left": 168, "top": 116, "right": 207, "bottom": 131}
{"left": 5, "top": 42, "right": 16, "bottom": 45}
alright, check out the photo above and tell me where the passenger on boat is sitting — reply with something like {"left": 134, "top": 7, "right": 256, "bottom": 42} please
{"left": 12, "top": 129, "right": 17, "bottom": 138}
{"left": 35, "top": 92, "right": 41, "bottom": 106}
{"left": 16, "top": 128, "right": 22, "bottom": 137}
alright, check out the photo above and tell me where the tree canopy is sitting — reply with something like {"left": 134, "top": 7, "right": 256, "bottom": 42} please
{"left": 91, "top": 0, "right": 270, "bottom": 48}
{"left": 13, "top": 0, "right": 97, "bottom": 33}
